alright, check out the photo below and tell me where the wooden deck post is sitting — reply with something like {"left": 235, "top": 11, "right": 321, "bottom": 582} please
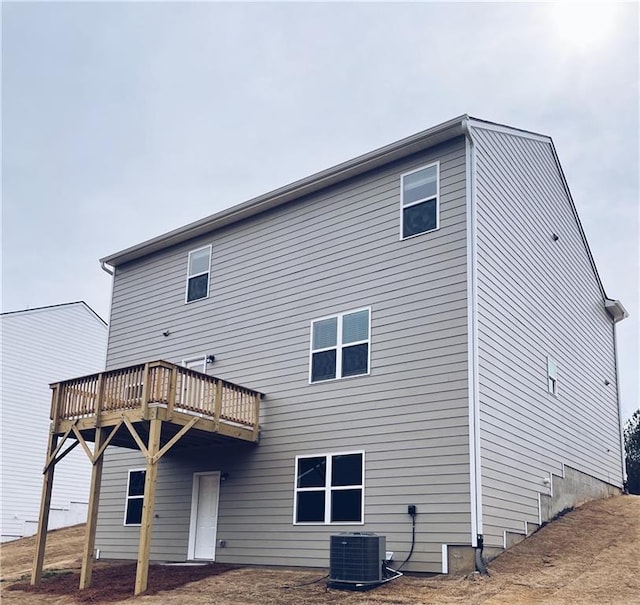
{"left": 31, "top": 431, "right": 58, "bottom": 585}
{"left": 134, "top": 417, "right": 162, "bottom": 595}
{"left": 79, "top": 427, "right": 106, "bottom": 590}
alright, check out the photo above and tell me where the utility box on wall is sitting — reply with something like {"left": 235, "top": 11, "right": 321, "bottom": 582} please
{"left": 329, "top": 533, "right": 386, "bottom": 587}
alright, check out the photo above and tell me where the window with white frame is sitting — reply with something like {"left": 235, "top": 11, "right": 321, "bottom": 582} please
{"left": 124, "top": 469, "right": 146, "bottom": 526}
{"left": 310, "top": 308, "right": 370, "bottom": 383}
{"left": 547, "top": 357, "right": 558, "bottom": 395}
{"left": 182, "top": 356, "right": 206, "bottom": 373}
{"left": 294, "top": 452, "right": 364, "bottom": 524}
{"left": 185, "top": 246, "right": 212, "bottom": 303}
{"left": 401, "top": 162, "right": 439, "bottom": 239}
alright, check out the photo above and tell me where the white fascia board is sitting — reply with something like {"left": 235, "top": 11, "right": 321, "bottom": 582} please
{"left": 101, "top": 116, "right": 470, "bottom": 267}
{"left": 465, "top": 118, "right": 551, "bottom": 144}
{"left": 547, "top": 139, "right": 613, "bottom": 306}
{"left": 468, "top": 118, "right": 622, "bottom": 325}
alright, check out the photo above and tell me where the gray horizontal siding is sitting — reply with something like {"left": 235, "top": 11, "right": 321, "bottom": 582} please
{"left": 472, "top": 126, "right": 623, "bottom": 547}
{"left": 96, "top": 137, "right": 471, "bottom": 573}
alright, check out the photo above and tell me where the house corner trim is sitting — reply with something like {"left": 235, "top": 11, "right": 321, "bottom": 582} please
{"left": 464, "top": 120, "right": 483, "bottom": 547}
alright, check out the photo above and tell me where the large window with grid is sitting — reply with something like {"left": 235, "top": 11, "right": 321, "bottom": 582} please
{"left": 294, "top": 452, "right": 364, "bottom": 524}
{"left": 309, "top": 308, "right": 370, "bottom": 383}
{"left": 401, "top": 162, "right": 439, "bottom": 239}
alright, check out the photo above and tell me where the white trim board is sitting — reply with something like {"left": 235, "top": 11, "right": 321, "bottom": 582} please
{"left": 464, "top": 123, "right": 483, "bottom": 546}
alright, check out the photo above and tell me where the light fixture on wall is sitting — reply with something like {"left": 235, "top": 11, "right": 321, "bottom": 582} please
{"left": 162, "top": 329, "right": 171, "bottom": 337}
{"left": 221, "top": 472, "right": 229, "bottom": 481}
{"left": 206, "top": 355, "right": 216, "bottom": 364}
{"left": 552, "top": 233, "right": 560, "bottom": 241}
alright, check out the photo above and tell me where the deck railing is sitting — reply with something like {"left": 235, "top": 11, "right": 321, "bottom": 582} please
{"left": 51, "top": 360, "right": 261, "bottom": 430}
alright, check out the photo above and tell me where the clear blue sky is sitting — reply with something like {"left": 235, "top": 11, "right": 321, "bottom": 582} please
{"left": 2, "top": 2, "right": 638, "bottom": 420}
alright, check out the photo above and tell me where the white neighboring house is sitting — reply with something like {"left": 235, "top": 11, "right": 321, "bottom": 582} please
{"left": 1, "top": 302, "right": 107, "bottom": 542}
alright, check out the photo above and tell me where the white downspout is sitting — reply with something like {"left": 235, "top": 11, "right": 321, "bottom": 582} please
{"left": 99, "top": 260, "right": 115, "bottom": 371}
{"left": 462, "top": 119, "right": 483, "bottom": 548}
{"left": 612, "top": 321, "right": 627, "bottom": 488}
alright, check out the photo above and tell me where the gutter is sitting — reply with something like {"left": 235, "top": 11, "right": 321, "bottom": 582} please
{"left": 604, "top": 299, "right": 628, "bottom": 324}
{"left": 605, "top": 298, "right": 628, "bottom": 489}
{"left": 100, "top": 260, "right": 114, "bottom": 276}
{"left": 100, "top": 115, "right": 470, "bottom": 267}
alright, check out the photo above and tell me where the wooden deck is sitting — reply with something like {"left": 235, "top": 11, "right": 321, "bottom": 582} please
{"left": 33, "top": 361, "right": 263, "bottom": 595}
{"left": 50, "top": 360, "right": 262, "bottom": 447}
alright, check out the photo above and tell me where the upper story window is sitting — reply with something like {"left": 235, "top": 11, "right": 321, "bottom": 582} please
{"left": 124, "top": 469, "right": 146, "bottom": 526}
{"left": 310, "top": 308, "right": 370, "bottom": 383}
{"left": 401, "top": 162, "right": 439, "bottom": 239}
{"left": 547, "top": 356, "right": 558, "bottom": 396}
{"left": 186, "top": 245, "right": 212, "bottom": 303}
{"left": 294, "top": 451, "right": 364, "bottom": 524}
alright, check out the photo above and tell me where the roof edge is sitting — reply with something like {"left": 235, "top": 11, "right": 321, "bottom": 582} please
{"left": 101, "top": 114, "right": 470, "bottom": 267}
{"left": 466, "top": 117, "right": 552, "bottom": 143}
{"left": 0, "top": 301, "right": 108, "bottom": 326}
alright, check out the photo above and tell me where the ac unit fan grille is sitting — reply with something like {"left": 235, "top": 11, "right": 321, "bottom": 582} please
{"left": 329, "top": 533, "right": 385, "bottom": 584}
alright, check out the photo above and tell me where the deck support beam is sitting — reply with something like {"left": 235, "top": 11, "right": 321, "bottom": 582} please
{"left": 134, "top": 417, "right": 162, "bottom": 595}
{"left": 31, "top": 432, "right": 58, "bottom": 585}
{"left": 79, "top": 427, "right": 106, "bottom": 590}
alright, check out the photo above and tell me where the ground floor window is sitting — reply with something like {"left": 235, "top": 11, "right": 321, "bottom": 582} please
{"left": 294, "top": 451, "right": 364, "bottom": 524}
{"left": 124, "top": 469, "right": 146, "bottom": 526}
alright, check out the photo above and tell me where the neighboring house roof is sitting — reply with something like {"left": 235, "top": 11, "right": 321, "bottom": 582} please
{"left": 1, "top": 301, "right": 107, "bottom": 327}
{"left": 99, "top": 115, "right": 622, "bottom": 319}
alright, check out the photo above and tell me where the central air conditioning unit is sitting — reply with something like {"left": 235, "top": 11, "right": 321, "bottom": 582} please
{"left": 329, "top": 532, "right": 386, "bottom": 589}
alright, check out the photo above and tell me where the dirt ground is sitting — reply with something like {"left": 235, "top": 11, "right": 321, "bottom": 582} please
{"left": 2, "top": 495, "right": 639, "bottom": 605}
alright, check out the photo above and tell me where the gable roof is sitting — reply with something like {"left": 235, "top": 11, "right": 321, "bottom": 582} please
{"left": 0, "top": 301, "right": 107, "bottom": 327}
{"left": 99, "top": 115, "right": 622, "bottom": 318}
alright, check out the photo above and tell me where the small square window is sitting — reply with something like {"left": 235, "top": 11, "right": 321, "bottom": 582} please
{"left": 401, "top": 163, "right": 439, "bottom": 239}
{"left": 342, "top": 310, "right": 369, "bottom": 344}
{"left": 310, "top": 309, "right": 371, "bottom": 383}
{"left": 297, "top": 456, "right": 327, "bottom": 488}
{"left": 331, "top": 489, "right": 362, "bottom": 523}
{"left": 186, "top": 246, "right": 211, "bottom": 303}
{"left": 311, "top": 349, "right": 337, "bottom": 382}
{"left": 312, "top": 317, "right": 338, "bottom": 350}
{"left": 296, "top": 491, "right": 325, "bottom": 523}
{"left": 331, "top": 454, "right": 363, "bottom": 487}
{"left": 342, "top": 343, "right": 368, "bottom": 377}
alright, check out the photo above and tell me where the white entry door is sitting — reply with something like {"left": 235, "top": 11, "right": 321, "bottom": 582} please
{"left": 188, "top": 472, "right": 220, "bottom": 560}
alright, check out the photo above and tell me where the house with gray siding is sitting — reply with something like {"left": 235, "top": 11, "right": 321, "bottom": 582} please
{"left": 31, "top": 116, "right": 627, "bottom": 591}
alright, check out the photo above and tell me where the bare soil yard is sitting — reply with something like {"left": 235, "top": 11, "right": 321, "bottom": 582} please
{"left": 2, "top": 495, "right": 639, "bottom": 605}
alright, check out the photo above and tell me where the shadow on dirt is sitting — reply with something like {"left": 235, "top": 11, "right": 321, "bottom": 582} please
{"left": 6, "top": 562, "right": 238, "bottom": 603}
